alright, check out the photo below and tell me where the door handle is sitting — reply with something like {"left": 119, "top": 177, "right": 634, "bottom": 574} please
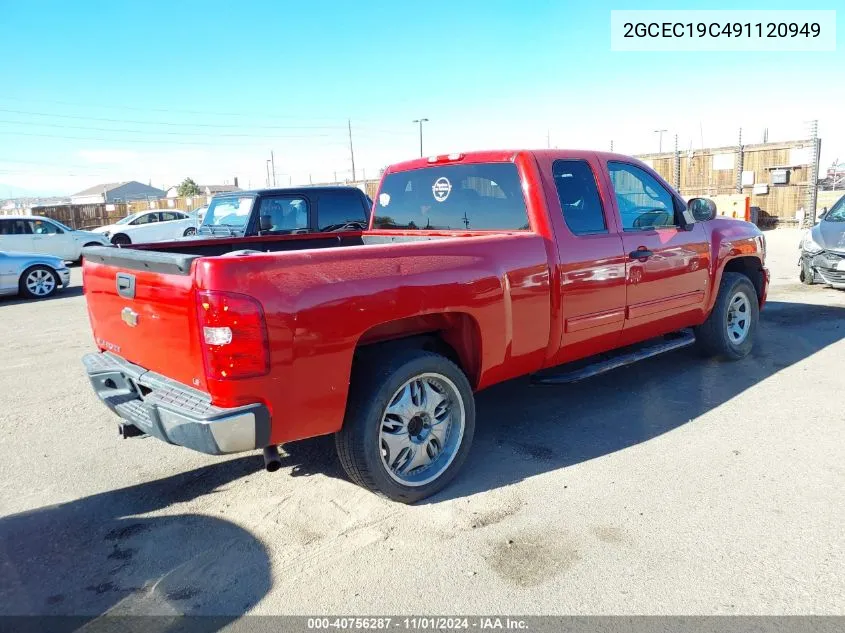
{"left": 629, "top": 249, "right": 654, "bottom": 260}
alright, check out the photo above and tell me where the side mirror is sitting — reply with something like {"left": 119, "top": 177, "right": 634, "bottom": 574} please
{"left": 688, "top": 197, "right": 717, "bottom": 222}
{"left": 259, "top": 215, "right": 272, "bottom": 231}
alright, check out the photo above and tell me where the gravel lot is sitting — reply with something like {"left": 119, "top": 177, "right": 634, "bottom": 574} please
{"left": 1, "top": 227, "right": 843, "bottom": 617}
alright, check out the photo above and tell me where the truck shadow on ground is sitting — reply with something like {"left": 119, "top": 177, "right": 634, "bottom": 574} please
{"left": 432, "top": 298, "right": 845, "bottom": 502}
{"left": 274, "top": 298, "right": 845, "bottom": 503}
{"left": 0, "top": 457, "right": 270, "bottom": 630}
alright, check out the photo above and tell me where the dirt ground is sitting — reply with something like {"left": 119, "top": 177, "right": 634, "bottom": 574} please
{"left": 1, "top": 227, "right": 843, "bottom": 617}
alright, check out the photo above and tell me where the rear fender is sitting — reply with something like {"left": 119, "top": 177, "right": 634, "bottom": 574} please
{"left": 355, "top": 312, "right": 482, "bottom": 388}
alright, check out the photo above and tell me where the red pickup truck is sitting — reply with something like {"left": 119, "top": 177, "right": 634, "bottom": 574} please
{"left": 82, "top": 151, "right": 769, "bottom": 502}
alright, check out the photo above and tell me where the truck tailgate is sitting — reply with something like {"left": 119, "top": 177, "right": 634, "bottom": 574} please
{"left": 82, "top": 247, "right": 207, "bottom": 392}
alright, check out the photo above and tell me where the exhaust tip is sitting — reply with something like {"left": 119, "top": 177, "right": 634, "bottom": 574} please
{"left": 263, "top": 445, "right": 282, "bottom": 472}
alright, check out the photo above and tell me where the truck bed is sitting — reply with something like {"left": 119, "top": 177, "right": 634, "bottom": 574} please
{"left": 81, "top": 228, "right": 551, "bottom": 437}
{"left": 82, "top": 231, "right": 465, "bottom": 274}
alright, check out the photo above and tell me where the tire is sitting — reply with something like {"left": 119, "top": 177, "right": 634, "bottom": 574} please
{"left": 19, "top": 265, "right": 60, "bottom": 299}
{"left": 800, "top": 260, "right": 815, "bottom": 285}
{"left": 694, "top": 272, "right": 759, "bottom": 360}
{"left": 111, "top": 234, "right": 131, "bottom": 246}
{"left": 73, "top": 242, "right": 105, "bottom": 265}
{"left": 335, "top": 349, "right": 475, "bottom": 503}
{"left": 183, "top": 227, "right": 197, "bottom": 237}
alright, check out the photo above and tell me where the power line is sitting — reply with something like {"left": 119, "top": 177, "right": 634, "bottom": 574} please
{"left": 0, "top": 169, "right": 110, "bottom": 177}
{"left": 0, "top": 107, "right": 346, "bottom": 130}
{"left": 0, "top": 96, "right": 347, "bottom": 121}
{"left": 348, "top": 119, "right": 356, "bottom": 182}
{"left": 0, "top": 119, "right": 335, "bottom": 138}
{"left": 0, "top": 157, "right": 111, "bottom": 168}
{"left": 0, "top": 130, "right": 349, "bottom": 147}
{"left": 0, "top": 97, "right": 422, "bottom": 132}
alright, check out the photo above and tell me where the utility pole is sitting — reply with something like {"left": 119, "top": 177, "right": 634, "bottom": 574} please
{"left": 610, "top": 140, "right": 614, "bottom": 152}
{"left": 546, "top": 130, "right": 551, "bottom": 149}
{"left": 674, "top": 134, "right": 680, "bottom": 190}
{"left": 654, "top": 129, "right": 667, "bottom": 153}
{"left": 348, "top": 119, "right": 357, "bottom": 182}
{"left": 413, "top": 118, "right": 429, "bottom": 157}
{"left": 265, "top": 160, "right": 271, "bottom": 188}
{"left": 270, "top": 151, "right": 276, "bottom": 187}
{"left": 806, "top": 119, "right": 820, "bottom": 227}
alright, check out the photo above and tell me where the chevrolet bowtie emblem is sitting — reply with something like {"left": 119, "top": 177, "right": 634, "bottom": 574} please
{"left": 121, "top": 307, "right": 139, "bottom": 327}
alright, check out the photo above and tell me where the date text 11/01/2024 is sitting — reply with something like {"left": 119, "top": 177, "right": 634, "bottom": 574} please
{"left": 307, "top": 618, "right": 528, "bottom": 630}
{"left": 623, "top": 22, "right": 821, "bottom": 38}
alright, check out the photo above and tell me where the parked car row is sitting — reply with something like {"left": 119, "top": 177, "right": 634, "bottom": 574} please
{"left": 0, "top": 187, "right": 370, "bottom": 300}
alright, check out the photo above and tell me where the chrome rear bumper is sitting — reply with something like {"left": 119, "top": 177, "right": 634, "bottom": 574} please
{"left": 83, "top": 352, "right": 270, "bottom": 455}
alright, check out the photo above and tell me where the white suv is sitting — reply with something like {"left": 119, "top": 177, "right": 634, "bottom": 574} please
{"left": 0, "top": 216, "right": 110, "bottom": 263}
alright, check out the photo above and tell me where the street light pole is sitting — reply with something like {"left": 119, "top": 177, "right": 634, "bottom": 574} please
{"left": 265, "top": 160, "right": 271, "bottom": 188}
{"left": 654, "top": 129, "right": 668, "bottom": 153}
{"left": 413, "top": 118, "right": 429, "bottom": 157}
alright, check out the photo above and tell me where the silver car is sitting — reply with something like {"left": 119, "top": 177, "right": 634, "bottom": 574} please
{"left": 799, "top": 193, "right": 845, "bottom": 287}
{"left": 0, "top": 251, "right": 71, "bottom": 299}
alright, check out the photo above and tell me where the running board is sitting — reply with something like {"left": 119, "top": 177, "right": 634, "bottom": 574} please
{"left": 531, "top": 330, "right": 696, "bottom": 386}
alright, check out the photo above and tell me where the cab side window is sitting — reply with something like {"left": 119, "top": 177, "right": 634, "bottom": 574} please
{"left": 0, "top": 220, "right": 33, "bottom": 234}
{"left": 317, "top": 191, "right": 367, "bottom": 231}
{"left": 552, "top": 160, "right": 607, "bottom": 235}
{"left": 30, "top": 219, "right": 61, "bottom": 234}
{"left": 258, "top": 196, "right": 309, "bottom": 232}
{"left": 132, "top": 213, "right": 157, "bottom": 225}
{"left": 607, "top": 162, "right": 677, "bottom": 231}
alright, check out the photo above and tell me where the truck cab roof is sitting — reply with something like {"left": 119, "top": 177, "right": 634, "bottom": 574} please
{"left": 211, "top": 185, "right": 367, "bottom": 199}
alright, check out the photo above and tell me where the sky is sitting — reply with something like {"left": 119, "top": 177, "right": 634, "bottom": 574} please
{"left": 0, "top": 0, "right": 842, "bottom": 197}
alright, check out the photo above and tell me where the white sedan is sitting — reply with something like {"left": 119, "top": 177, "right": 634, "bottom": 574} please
{"left": 92, "top": 210, "right": 198, "bottom": 245}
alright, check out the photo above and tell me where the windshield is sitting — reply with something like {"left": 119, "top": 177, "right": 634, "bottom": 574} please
{"left": 200, "top": 197, "right": 255, "bottom": 231}
{"left": 115, "top": 213, "right": 142, "bottom": 225}
{"left": 824, "top": 195, "right": 845, "bottom": 222}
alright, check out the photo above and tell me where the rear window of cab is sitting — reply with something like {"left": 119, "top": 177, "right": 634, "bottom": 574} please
{"left": 374, "top": 163, "right": 529, "bottom": 231}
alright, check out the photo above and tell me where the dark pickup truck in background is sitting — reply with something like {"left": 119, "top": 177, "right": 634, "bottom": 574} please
{"left": 81, "top": 149, "right": 768, "bottom": 503}
{"left": 195, "top": 186, "right": 372, "bottom": 238}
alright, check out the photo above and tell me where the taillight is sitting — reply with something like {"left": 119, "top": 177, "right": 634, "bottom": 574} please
{"left": 196, "top": 290, "right": 269, "bottom": 380}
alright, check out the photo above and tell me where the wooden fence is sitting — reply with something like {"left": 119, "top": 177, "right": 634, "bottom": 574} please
{"left": 637, "top": 139, "right": 818, "bottom": 224}
{"left": 30, "top": 203, "right": 131, "bottom": 230}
